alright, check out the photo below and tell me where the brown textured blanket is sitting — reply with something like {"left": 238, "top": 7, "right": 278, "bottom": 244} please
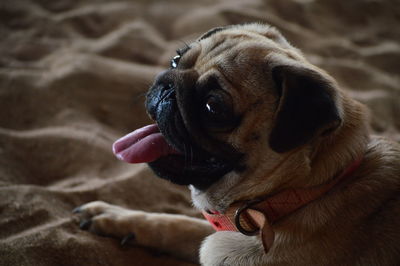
{"left": 1, "top": 0, "right": 399, "bottom": 265}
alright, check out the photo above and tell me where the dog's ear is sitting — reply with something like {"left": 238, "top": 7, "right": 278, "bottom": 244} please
{"left": 269, "top": 65, "right": 342, "bottom": 153}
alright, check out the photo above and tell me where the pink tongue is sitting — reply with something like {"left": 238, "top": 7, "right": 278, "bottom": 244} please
{"left": 112, "top": 124, "right": 180, "bottom": 163}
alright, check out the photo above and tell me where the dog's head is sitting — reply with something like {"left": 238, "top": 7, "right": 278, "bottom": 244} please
{"left": 114, "top": 23, "right": 345, "bottom": 192}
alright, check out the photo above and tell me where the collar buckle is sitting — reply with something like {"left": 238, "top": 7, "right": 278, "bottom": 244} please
{"left": 234, "top": 199, "right": 262, "bottom": 236}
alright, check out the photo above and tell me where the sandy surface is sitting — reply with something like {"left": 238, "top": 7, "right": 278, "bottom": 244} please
{"left": 0, "top": 0, "right": 399, "bottom": 265}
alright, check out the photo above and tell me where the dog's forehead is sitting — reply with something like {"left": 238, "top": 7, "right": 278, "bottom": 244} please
{"left": 186, "top": 28, "right": 275, "bottom": 93}
{"left": 174, "top": 24, "right": 306, "bottom": 101}
{"left": 198, "top": 28, "right": 277, "bottom": 62}
{"left": 198, "top": 24, "right": 287, "bottom": 43}
{"left": 192, "top": 25, "right": 299, "bottom": 80}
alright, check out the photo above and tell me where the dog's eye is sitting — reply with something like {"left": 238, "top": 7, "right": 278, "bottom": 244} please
{"left": 205, "top": 96, "right": 222, "bottom": 116}
{"left": 197, "top": 76, "right": 241, "bottom": 132}
{"left": 170, "top": 55, "right": 181, "bottom": 68}
{"left": 202, "top": 93, "right": 239, "bottom": 132}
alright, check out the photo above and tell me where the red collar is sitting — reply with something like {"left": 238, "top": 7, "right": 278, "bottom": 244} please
{"left": 202, "top": 157, "right": 363, "bottom": 253}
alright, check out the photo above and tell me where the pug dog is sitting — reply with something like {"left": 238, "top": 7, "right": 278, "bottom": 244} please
{"left": 74, "top": 23, "right": 400, "bottom": 265}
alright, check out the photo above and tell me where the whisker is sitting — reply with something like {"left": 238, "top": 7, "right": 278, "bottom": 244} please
{"left": 177, "top": 40, "right": 191, "bottom": 55}
{"left": 182, "top": 40, "right": 191, "bottom": 50}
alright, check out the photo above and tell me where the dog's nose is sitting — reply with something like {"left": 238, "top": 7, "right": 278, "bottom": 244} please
{"left": 161, "top": 83, "right": 175, "bottom": 97}
{"left": 160, "top": 82, "right": 173, "bottom": 92}
{"left": 155, "top": 81, "right": 175, "bottom": 100}
{"left": 146, "top": 81, "right": 176, "bottom": 121}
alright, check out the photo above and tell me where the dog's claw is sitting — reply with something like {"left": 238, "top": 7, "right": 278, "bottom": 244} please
{"left": 72, "top": 206, "right": 82, "bottom": 214}
{"left": 79, "top": 219, "right": 92, "bottom": 230}
{"left": 120, "top": 233, "right": 135, "bottom": 246}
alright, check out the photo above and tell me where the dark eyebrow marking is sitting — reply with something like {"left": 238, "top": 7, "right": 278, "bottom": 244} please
{"left": 199, "top": 26, "right": 228, "bottom": 41}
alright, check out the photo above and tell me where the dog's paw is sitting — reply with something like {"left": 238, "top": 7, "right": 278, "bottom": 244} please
{"left": 200, "top": 231, "right": 266, "bottom": 266}
{"left": 73, "top": 201, "right": 213, "bottom": 263}
{"left": 73, "top": 201, "right": 147, "bottom": 245}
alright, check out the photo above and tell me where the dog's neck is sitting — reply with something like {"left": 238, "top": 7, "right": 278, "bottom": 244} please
{"left": 201, "top": 155, "right": 364, "bottom": 253}
{"left": 308, "top": 96, "right": 370, "bottom": 187}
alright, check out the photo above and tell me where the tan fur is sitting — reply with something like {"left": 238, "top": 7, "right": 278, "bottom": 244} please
{"left": 76, "top": 201, "right": 213, "bottom": 262}
{"left": 75, "top": 23, "right": 400, "bottom": 265}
